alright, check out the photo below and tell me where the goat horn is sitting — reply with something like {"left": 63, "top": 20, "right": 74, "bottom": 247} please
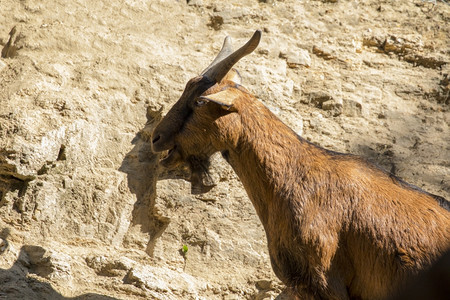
{"left": 201, "top": 36, "right": 234, "bottom": 74}
{"left": 202, "top": 30, "right": 261, "bottom": 83}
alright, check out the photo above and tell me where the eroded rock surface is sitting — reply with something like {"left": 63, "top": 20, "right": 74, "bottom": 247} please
{"left": 0, "top": 0, "right": 449, "bottom": 299}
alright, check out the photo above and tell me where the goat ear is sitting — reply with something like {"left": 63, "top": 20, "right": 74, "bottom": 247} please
{"left": 222, "top": 68, "right": 242, "bottom": 85}
{"left": 199, "top": 88, "right": 241, "bottom": 111}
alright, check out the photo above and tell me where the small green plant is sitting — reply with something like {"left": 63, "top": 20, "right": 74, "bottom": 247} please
{"left": 181, "top": 244, "right": 189, "bottom": 271}
{"left": 182, "top": 244, "right": 189, "bottom": 256}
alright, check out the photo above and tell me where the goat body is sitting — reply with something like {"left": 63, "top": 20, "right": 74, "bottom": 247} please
{"left": 151, "top": 31, "right": 450, "bottom": 299}
{"left": 212, "top": 89, "right": 449, "bottom": 299}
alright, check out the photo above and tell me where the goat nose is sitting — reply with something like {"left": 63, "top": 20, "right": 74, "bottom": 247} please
{"left": 152, "top": 135, "right": 161, "bottom": 145}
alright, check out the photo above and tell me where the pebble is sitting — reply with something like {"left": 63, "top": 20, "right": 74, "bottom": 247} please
{"left": 312, "top": 45, "right": 336, "bottom": 60}
{"left": 308, "top": 91, "right": 334, "bottom": 108}
{"left": 279, "top": 49, "right": 311, "bottom": 68}
{"left": 343, "top": 97, "right": 363, "bottom": 117}
{"left": 0, "top": 59, "right": 6, "bottom": 72}
{"left": 322, "top": 100, "right": 343, "bottom": 116}
{"left": 256, "top": 279, "right": 273, "bottom": 290}
{"left": 187, "top": 0, "right": 203, "bottom": 7}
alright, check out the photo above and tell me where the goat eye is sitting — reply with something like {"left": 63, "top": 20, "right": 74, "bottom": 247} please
{"left": 195, "top": 99, "right": 207, "bottom": 107}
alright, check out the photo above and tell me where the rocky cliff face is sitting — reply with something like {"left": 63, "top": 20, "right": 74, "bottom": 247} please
{"left": 0, "top": 0, "right": 448, "bottom": 299}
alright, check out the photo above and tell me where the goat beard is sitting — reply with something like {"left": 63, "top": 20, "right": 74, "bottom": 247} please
{"left": 187, "top": 156, "right": 216, "bottom": 195}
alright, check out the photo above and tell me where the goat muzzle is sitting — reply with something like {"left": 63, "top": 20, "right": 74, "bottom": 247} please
{"left": 159, "top": 145, "right": 183, "bottom": 168}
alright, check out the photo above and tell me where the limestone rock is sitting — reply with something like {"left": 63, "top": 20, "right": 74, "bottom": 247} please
{"left": 85, "top": 255, "right": 135, "bottom": 277}
{"left": 0, "top": 0, "right": 448, "bottom": 299}
{"left": 322, "top": 100, "right": 343, "bottom": 116}
{"left": 343, "top": 96, "right": 364, "bottom": 117}
{"left": 312, "top": 45, "right": 336, "bottom": 60}
{"left": 124, "top": 264, "right": 207, "bottom": 296}
{"left": 280, "top": 49, "right": 311, "bottom": 68}
{"left": 1, "top": 26, "right": 22, "bottom": 58}
{"left": 21, "top": 245, "right": 72, "bottom": 282}
{"left": 0, "top": 59, "right": 6, "bottom": 72}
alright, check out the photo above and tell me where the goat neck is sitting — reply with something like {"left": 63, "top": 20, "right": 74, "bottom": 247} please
{"left": 213, "top": 93, "right": 324, "bottom": 227}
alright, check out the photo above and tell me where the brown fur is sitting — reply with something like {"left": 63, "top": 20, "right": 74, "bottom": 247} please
{"left": 152, "top": 74, "right": 450, "bottom": 300}
{"left": 389, "top": 249, "right": 450, "bottom": 300}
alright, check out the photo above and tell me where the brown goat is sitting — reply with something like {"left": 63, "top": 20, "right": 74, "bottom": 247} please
{"left": 151, "top": 30, "right": 450, "bottom": 299}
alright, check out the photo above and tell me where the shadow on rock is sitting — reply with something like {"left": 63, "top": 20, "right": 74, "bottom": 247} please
{"left": 0, "top": 243, "right": 118, "bottom": 300}
{"left": 119, "top": 108, "right": 215, "bottom": 256}
{"left": 119, "top": 124, "right": 168, "bottom": 255}
{"left": 118, "top": 107, "right": 213, "bottom": 255}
